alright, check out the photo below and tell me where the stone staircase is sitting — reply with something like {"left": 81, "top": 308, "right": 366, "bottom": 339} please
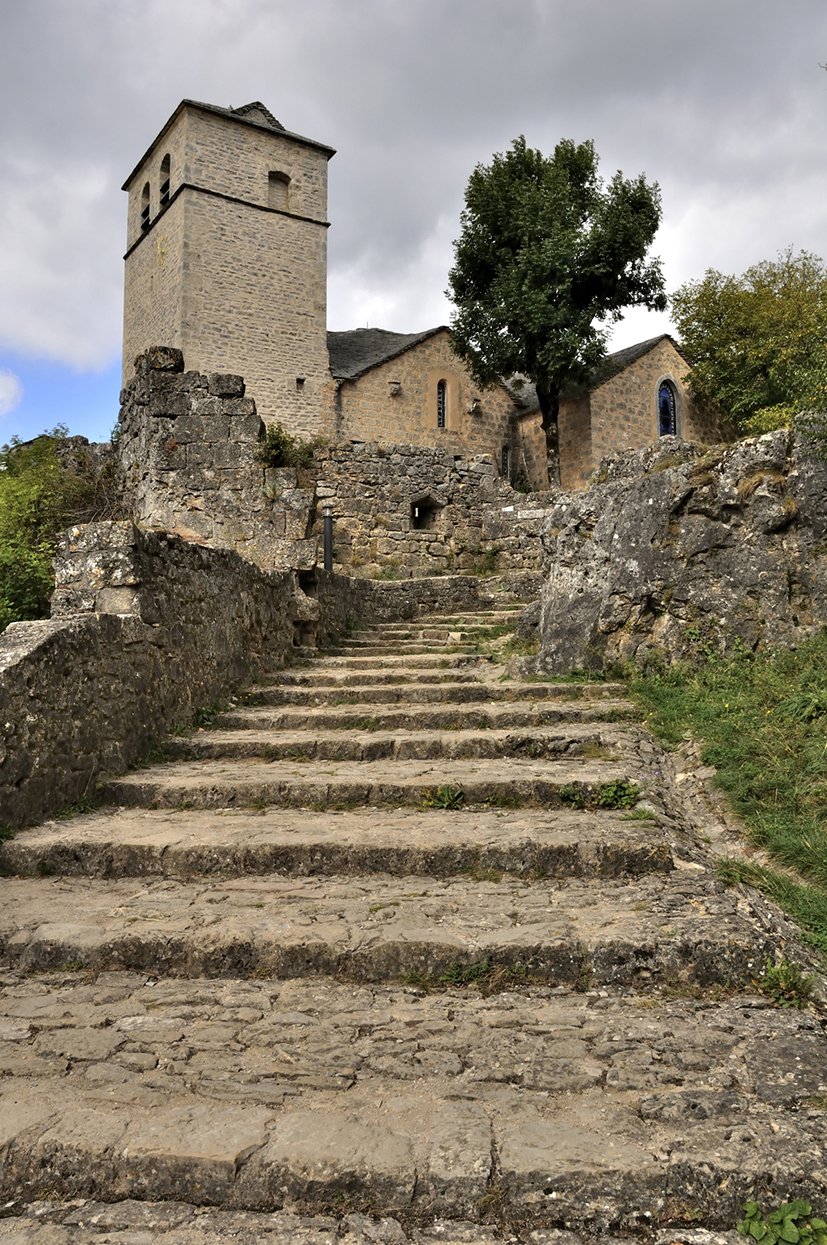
{"left": 0, "top": 600, "right": 825, "bottom": 1244}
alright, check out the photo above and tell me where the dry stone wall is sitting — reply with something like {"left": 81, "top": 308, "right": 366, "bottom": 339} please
{"left": 118, "top": 349, "right": 556, "bottom": 580}
{"left": 117, "top": 347, "right": 317, "bottom": 570}
{"left": 0, "top": 521, "right": 327, "bottom": 830}
{"left": 312, "top": 441, "right": 553, "bottom": 578}
{"left": 534, "top": 430, "right": 827, "bottom": 672}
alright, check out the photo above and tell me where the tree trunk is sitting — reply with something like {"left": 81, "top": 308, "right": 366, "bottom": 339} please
{"left": 536, "top": 381, "right": 560, "bottom": 488}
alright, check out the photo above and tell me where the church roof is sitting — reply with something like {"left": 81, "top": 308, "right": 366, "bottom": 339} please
{"left": 123, "top": 99, "right": 335, "bottom": 191}
{"left": 328, "top": 327, "right": 447, "bottom": 380}
{"left": 510, "top": 333, "right": 687, "bottom": 414}
{"left": 589, "top": 333, "right": 687, "bottom": 388}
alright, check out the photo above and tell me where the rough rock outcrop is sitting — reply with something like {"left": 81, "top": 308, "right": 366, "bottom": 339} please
{"left": 535, "top": 431, "right": 827, "bottom": 672}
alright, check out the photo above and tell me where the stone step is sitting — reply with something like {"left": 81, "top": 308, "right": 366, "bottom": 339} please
{"left": 293, "top": 651, "right": 493, "bottom": 671}
{"left": 330, "top": 642, "right": 486, "bottom": 656}
{"left": 348, "top": 627, "right": 513, "bottom": 642}
{"left": 0, "top": 805, "right": 672, "bottom": 881}
{"left": 101, "top": 756, "right": 637, "bottom": 811}
{"left": 162, "top": 723, "right": 620, "bottom": 764}
{"left": 239, "top": 681, "right": 623, "bottom": 708}
{"left": 0, "top": 864, "right": 773, "bottom": 988}
{"left": 213, "top": 699, "right": 634, "bottom": 734}
{"left": 271, "top": 669, "right": 485, "bottom": 688}
{"left": 4, "top": 969, "right": 821, "bottom": 1230}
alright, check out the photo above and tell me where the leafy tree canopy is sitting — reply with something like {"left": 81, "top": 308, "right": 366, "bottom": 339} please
{"left": 446, "top": 136, "right": 666, "bottom": 466}
{"left": 0, "top": 429, "right": 122, "bottom": 633}
{"left": 671, "top": 247, "right": 827, "bottom": 436}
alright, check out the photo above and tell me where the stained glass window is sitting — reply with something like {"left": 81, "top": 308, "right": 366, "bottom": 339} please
{"left": 659, "top": 382, "right": 677, "bottom": 436}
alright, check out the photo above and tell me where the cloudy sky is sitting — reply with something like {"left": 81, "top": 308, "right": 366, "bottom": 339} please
{"left": 1, "top": 0, "right": 826, "bottom": 444}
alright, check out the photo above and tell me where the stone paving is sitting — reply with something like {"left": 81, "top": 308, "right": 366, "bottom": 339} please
{"left": 1, "top": 602, "right": 825, "bottom": 1242}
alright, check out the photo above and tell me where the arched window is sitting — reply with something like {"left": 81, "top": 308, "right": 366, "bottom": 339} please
{"left": 436, "top": 379, "right": 447, "bottom": 429}
{"left": 658, "top": 381, "right": 677, "bottom": 436}
{"left": 268, "top": 171, "right": 290, "bottom": 210}
{"left": 140, "top": 182, "right": 150, "bottom": 231}
{"left": 160, "top": 154, "right": 171, "bottom": 207}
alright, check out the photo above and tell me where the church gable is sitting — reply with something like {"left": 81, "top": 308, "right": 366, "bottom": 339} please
{"left": 324, "top": 327, "right": 520, "bottom": 480}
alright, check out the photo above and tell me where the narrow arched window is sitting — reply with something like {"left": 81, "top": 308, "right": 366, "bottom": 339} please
{"left": 140, "top": 182, "right": 150, "bottom": 231}
{"left": 658, "top": 381, "right": 677, "bottom": 436}
{"left": 160, "top": 154, "right": 171, "bottom": 207}
{"left": 501, "top": 446, "right": 510, "bottom": 478}
{"left": 268, "top": 171, "right": 290, "bottom": 210}
{"left": 436, "top": 380, "right": 447, "bottom": 429}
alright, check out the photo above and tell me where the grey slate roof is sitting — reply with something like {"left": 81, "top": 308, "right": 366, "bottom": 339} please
{"left": 327, "top": 327, "right": 447, "bottom": 380}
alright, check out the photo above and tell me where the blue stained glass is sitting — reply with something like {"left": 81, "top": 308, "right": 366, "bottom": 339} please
{"left": 659, "top": 383, "right": 676, "bottom": 436}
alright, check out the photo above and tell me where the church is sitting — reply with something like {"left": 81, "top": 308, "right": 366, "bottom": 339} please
{"left": 122, "top": 99, "right": 725, "bottom": 492}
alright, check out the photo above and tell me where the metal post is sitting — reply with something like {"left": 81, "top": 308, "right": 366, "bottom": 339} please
{"left": 323, "top": 506, "right": 333, "bottom": 572}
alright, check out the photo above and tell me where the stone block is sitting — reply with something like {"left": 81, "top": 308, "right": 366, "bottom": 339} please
{"left": 137, "top": 346, "right": 184, "bottom": 373}
{"left": 208, "top": 373, "right": 246, "bottom": 398}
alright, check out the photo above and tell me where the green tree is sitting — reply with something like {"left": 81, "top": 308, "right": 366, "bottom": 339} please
{"left": 671, "top": 247, "right": 827, "bottom": 435}
{"left": 0, "top": 429, "right": 122, "bottom": 633}
{"left": 447, "top": 136, "right": 666, "bottom": 475}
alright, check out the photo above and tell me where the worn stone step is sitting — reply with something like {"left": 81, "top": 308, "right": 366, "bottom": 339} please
{"left": 0, "top": 805, "right": 672, "bottom": 881}
{"left": 271, "top": 669, "right": 485, "bottom": 688}
{"left": 164, "top": 723, "right": 619, "bottom": 763}
{"left": 240, "top": 681, "right": 623, "bottom": 708}
{"left": 349, "top": 627, "right": 514, "bottom": 642}
{"left": 0, "top": 864, "right": 775, "bottom": 988}
{"left": 101, "top": 756, "right": 637, "bottom": 811}
{"left": 212, "top": 699, "right": 634, "bottom": 733}
{"left": 330, "top": 642, "right": 486, "bottom": 656}
{"left": 0, "top": 969, "right": 824, "bottom": 1231}
{"left": 297, "top": 651, "right": 493, "bottom": 671}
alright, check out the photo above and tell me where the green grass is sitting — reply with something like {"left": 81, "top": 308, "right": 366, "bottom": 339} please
{"left": 628, "top": 629, "right": 827, "bottom": 957}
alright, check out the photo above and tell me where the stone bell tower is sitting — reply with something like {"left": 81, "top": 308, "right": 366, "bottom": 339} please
{"left": 122, "top": 99, "right": 335, "bottom": 438}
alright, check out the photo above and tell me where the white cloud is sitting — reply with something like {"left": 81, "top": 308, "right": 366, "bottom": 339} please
{"left": 0, "top": 370, "right": 23, "bottom": 416}
{"left": 1, "top": 0, "right": 827, "bottom": 370}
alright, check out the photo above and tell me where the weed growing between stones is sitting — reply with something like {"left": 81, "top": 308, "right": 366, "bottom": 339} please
{"left": 738, "top": 1200, "right": 827, "bottom": 1245}
{"left": 0, "top": 823, "right": 14, "bottom": 842}
{"left": 559, "top": 780, "right": 640, "bottom": 810}
{"left": 753, "top": 956, "right": 816, "bottom": 1008}
{"left": 192, "top": 700, "right": 233, "bottom": 728}
{"left": 422, "top": 784, "right": 465, "bottom": 809}
{"left": 57, "top": 790, "right": 107, "bottom": 819}
{"left": 629, "top": 630, "right": 827, "bottom": 957}
{"left": 401, "top": 956, "right": 535, "bottom": 995}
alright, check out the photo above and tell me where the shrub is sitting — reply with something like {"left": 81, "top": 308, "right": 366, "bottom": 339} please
{"left": 256, "top": 422, "right": 323, "bottom": 470}
{"left": 0, "top": 429, "right": 123, "bottom": 632}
